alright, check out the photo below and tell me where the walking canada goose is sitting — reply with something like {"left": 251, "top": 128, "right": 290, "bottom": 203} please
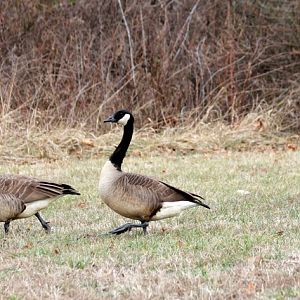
{"left": 99, "top": 109, "right": 210, "bottom": 235}
{"left": 0, "top": 174, "right": 80, "bottom": 234}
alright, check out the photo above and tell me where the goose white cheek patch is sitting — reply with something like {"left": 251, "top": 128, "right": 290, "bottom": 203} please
{"left": 118, "top": 113, "right": 130, "bottom": 125}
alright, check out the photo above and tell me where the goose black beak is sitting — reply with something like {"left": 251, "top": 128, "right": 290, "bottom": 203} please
{"left": 104, "top": 115, "right": 116, "bottom": 123}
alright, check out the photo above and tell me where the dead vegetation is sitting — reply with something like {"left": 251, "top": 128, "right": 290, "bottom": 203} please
{"left": 0, "top": 118, "right": 298, "bottom": 163}
{"left": 0, "top": 0, "right": 300, "bottom": 133}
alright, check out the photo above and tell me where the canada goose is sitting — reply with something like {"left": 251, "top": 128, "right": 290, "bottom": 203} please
{"left": 99, "top": 109, "right": 210, "bottom": 235}
{"left": 0, "top": 174, "right": 80, "bottom": 234}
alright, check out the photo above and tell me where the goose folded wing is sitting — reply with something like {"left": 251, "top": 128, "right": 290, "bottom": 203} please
{"left": 122, "top": 172, "right": 209, "bottom": 209}
{"left": 158, "top": 180, "right": 209, "bottom": 208}
{"left": 123, "top": 173, "right": 190, "bottom": 202}
{"left": 0, "top": 174, "right": 73, "bottom": 203}
{"left": 26, "top": 181, "right": 78, "bottom": 201}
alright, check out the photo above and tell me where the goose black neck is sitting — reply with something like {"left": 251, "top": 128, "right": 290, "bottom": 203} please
{"left": 109, "top": 119, "right": 134, "bottom": 170}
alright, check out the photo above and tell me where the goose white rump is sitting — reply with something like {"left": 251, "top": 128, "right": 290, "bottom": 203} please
{"left": 151, "top": 201, "right": 198, "bottom": 221}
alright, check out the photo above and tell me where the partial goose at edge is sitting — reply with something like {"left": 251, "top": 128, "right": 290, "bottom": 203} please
{"left": 0, "top": 174, "right": 80, "bottom": 234}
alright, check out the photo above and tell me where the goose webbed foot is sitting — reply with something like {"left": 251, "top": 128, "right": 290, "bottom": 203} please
{"left": 35, "top": 212, "right": 51, "bottom": 233}
{"left": 4, "top": 221, "right": 10, "bottom": 234}
{"left": 109, "top": 221, "right": 149, "bottom": 235}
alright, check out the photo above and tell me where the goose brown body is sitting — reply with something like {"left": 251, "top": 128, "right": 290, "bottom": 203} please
{"left": 99, "top": 161, "right": 208, "bottom": 222}
{"left": 100, "top": 161, "right": 162, "bottom": 221}
{"left": 99, "top": 110, "right": 210, "bottom": 234}
{"left": 0, "top": 174, "right": 80, "bottom": 233}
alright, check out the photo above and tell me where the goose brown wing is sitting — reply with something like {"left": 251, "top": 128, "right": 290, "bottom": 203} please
{"left": 116, "top": 173, "right": 183, "bottom": 219}
{"left": 158, "top": 181, "right": 210, "bottom": 209}
{"left": 0, "top": 174, "right": 79, "bottom": 203}
{"left": 124, "top": 173, "right": 184, "bottom": 202}
{"left": 123, "top": 172, "right": 209, "bottom": 209}
{"left": 0, "top": 194, "right": 26, "bottom": 222}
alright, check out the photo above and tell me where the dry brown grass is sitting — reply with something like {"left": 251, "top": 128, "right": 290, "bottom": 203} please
{"left": 0, "top": 115, "right": 298, "bottom": 164}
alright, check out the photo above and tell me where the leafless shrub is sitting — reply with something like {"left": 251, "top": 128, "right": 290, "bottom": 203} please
{"left": 0, "top": 0, "right": 299, "bottom": 131}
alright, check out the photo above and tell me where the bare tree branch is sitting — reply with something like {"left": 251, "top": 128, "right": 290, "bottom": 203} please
{"left": 117, "top": 0, "right": 136, "bottom": 87}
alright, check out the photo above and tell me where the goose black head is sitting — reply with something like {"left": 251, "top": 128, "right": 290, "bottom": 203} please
{"left": 104, "top": 109, "right": 133, "bottom": 126}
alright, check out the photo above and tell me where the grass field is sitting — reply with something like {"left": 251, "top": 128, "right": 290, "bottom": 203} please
{"left": 0, "top": 149, "right": 299, "bottom": 299}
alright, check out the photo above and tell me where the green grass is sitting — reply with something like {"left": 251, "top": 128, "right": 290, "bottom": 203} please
{"left": 0, "top": 150, "right": 299, "bottom": 299}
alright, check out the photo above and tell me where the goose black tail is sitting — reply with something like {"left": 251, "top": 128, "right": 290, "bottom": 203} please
{"left": 193, "top": 197, "right": 210, "bottom": 209}
{"left": 61, "top": 184, "right": 80, "bottom": 195}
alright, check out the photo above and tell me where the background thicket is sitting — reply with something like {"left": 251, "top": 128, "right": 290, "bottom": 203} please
{"left": 0, "top": 0, "right": 300, "bottom": 131}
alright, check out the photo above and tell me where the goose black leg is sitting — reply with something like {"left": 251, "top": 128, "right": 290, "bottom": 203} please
{"left": 35, "top": 212, "right": 51, "bottom": 233}
{"left": 4, "top": 221, "right": 10, "bottom": 234}
{"left": 141, "top": 221, "right": 149, "bottom": 235}
{"left": 109, "top": 221, "right": 149, "bottom": 235}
